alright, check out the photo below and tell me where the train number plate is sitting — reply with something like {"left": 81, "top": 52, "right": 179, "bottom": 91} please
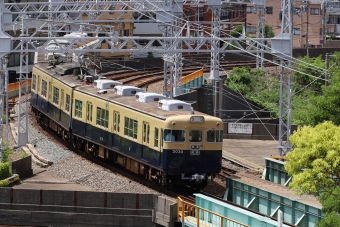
{"left": 190, "top": 150, "right": 200, "bottom": 155}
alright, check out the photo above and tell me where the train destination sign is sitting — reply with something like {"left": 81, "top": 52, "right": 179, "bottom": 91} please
{"left": 228, "top": 123, "right": 253, "bottom": 134}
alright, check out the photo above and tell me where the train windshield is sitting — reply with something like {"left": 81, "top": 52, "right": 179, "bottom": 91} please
{"left": 207, "top": 130, "right": 223, "bottom": 142}
{"left": 189, "top": 130, "right": 202, "bottom": 142}
{"left": 163, "top": 129, "right": 185, "bottom": 142}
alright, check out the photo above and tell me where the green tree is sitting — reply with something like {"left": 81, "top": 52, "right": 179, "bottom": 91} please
{"left": 264, "top": 25, "right": 274, "bottom": 38}
{"left": 227, "top": 25, "right": 244, "bottom": 50}
{"left": 225, "top": 67, "right": 280, "bottom": 116}
{"left": 285, "top": 122, "right": 340, "bottom": 226}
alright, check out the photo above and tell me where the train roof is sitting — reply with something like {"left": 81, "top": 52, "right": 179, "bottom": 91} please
{"left": 33, "top": 62, "right": 217, "bottom": 120}
{"left": 34, "top": 62, "right": 83, "bottom": 88}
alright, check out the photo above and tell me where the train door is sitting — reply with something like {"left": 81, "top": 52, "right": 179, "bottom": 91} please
{"left": 48, "top": 81, "right": 52, "bottom": 113}
{"left": 142, "top": 122, "right": 150, "bottom": 160}
{"left": 100, "top": 103, "right": 109, "bottom": 146}
{"left": 36, "top": 75, "right": 40, "bottom": 106}
{"left": 188, "top": 127, "right": 204, "bottom": 154}
{"left": 112, "top": 111, "right": 120, "bottom": 148}
{"left": 86, "top": 102, "right": 93, "bottom": 138}
{"left": 159, "top": 128, "right": 163, "bottom": 167}
{"left": 60, "top": 89, "right": 64, "bottom": 122}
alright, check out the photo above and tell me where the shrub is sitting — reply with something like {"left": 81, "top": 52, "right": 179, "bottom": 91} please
{"left": 0, "top": 179, "right": 10, "bottom": 187}
{"left": 2, "top": 143, "right": 13, "bottom": 163}
{"left": 0, "top": 162, "right": 11, "bottom": 180}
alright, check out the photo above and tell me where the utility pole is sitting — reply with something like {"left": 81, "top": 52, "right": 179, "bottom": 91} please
{"left": 305, "top": 1, "right": 309, "bottom": 56}
{"left": 325, "top": 53, "right": 334, "bottom": 86}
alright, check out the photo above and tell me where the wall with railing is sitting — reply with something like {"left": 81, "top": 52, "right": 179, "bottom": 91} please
{"left": 181, "top": 68, "right": 204, "bottom": 93}
{"left": 177, "top": 196, "right": 249, "bottom": 227}
{"left": 8, "top": 78, "right": 32, "bottom": 99}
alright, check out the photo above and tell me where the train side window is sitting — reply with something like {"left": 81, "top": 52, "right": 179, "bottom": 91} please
{"left": 75, "top": 99, "right": 83, "bottom": 118}
{"left": 37, "top": 75, "right": 40, "bottom": 93}
{"left": 124, "top": 117, "right": 138, "bottom": 139}
{"left": 60, "top": 90, "right": 64, "bottom": 108}
{"left": 32, "top": 75, "right": 36, "bottom": 90}
{"left": 48, "top": 82, "right": 52, "bottom": 100}
{"left": 41, "top": 80, "right": 47, "bottom": 97}
{"left": 154, "top": 127, "right": 159, "bottom": 147}
{"left": 53, "top": 86, "right": 59, "bottom": 105}
{"left": 96, "top": 107, "right": 108, "bottom": 128}
{"left": 207, "top": 130, "right": 223, "bottom": 142}
{"left": 114, "top": 111, "right": 120, "bottom": 132}
{"left": 65, "top": 94, "right": 70, "bottom": 112}
{"left": 87, "top": 102, "right": 93, "bottom": 122}
{"left": 143, "top": 122, "right": 150, "bottom": 144}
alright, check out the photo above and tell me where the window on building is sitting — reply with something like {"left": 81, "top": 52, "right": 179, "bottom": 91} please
{"left": 197, "top": 7, "right": 204, "bottom": 21}
{"left": 221, "top": 9, "right": 231, "bottom": 20}
{"left": 41, "top": 80, "right": 47, "bottom": 97}
{"left": 32, "top": 75, "right": 36, "bottom": 90}
{"left": 310, "top": 8, "right": 319, "bottom": 15}
{"left": 293, "top": 28, "right": 300, "bottom": 35}
{"left": 246, "top": 6, "right": 255, "bottom": 14}
{"left": 96, "top": 107, "right": 108, "bottom": 128}
{"left": 75, "top": 99, "right": 82, "bottom": 118}
{"left": 124, "top": 117, "right": 138, "bottom": 139}
{"left": 154, "top": 127, "right": 159, "bottom": 147}
{"left": 246, "top": 26, "right": 256, "bottom": 34}
{"left": 87, "top": 102, "right": 93, "bottom": 122}
{"left": 65, "top": 94, "right": 70, "bottom": 112}
{"left": 53, "top": 87, "right": 59, "bottom": 105}
{"left": 114, "top": 111, "right": 120, "bottom": 132}
{"left": 185, "top": 10, "right": 191, "bottom": 21}
{"left": 266, "top": 7, "right": 273, "bottom": 14}
{"left": 143, "top": 122, "right": 150, "bottom": 144}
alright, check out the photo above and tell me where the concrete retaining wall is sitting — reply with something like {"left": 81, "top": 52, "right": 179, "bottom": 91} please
{"left": 0, "top": 188, "right": 176, "bottom": 227}
{"left": 11, "top": 155, "right": 33, "bottom": 179}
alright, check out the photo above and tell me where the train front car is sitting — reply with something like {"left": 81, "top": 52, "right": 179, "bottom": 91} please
{"left": 162, "top": 115, "right": 223, "bottom": 188}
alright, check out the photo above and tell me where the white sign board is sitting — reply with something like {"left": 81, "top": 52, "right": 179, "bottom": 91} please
{"left": 228, "top": 123, "right": 253, "bottom": 134}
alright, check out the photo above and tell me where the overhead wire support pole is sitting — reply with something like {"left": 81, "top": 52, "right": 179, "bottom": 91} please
{"left": 256, "top": 3, "right": 266, "bottom": 69}
{"left": 271, "top": 0, "right": 293, "bottom": 156}
{"left": 207, "top": 0, "right": 222, "bottom": 118}
{"left": 17, "top": 15, "right": 30, "bottom": 147}
{"left": 0, "top": 0, "right": 11, "bottom": 161}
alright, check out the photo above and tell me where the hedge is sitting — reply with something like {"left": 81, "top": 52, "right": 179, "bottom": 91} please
{"left": 0, "top": 179, "right": 10, "bottom": 187}
{"left": 0, "top": 162, "right": 11, "bottom": 180}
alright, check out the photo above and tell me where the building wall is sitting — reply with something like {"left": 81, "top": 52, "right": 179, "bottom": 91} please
{"left": 246, "top": 1, "right": 323, "bottom": 48}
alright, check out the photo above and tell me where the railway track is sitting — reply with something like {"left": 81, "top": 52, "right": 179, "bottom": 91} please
{"left": 99, "top": 61, "right": 277, "bottom": 89}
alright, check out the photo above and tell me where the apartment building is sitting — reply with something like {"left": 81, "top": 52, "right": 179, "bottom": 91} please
{"left": 246, "top": 0, "right": 323, "bottom": 48}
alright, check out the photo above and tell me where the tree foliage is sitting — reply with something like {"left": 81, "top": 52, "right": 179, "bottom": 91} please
{"left": 285, "top": 122, "right": 340, "bottom": 226}
{"left": 225, "top": 67, "right": 280, "bottom": 116}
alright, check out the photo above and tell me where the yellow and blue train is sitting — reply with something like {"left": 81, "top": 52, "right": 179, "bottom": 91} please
{"left": 30, "top": 62, "right": 223, "bottom": 187}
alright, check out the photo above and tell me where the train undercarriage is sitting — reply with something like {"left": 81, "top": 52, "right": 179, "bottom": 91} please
{"left": 32, "top": 106, "right": 209, "bottom": 189}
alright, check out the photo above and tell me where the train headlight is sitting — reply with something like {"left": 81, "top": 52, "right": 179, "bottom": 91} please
{"left": 190, "top": 116, "right": 204, "bottom": 122}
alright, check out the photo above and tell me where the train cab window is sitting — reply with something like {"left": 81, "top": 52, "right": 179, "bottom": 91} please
{"left": 75, "top": 99, "right": 83, "bottom": 118}
{"left": 87, "top": 102, "right": 93, "bottom": 122}
{"left": 65, "top": 94, "right": 70, "bottom": 112}
{"left": 37, "top": 75, "right": 40, "bottom": 93}
{"left": 114, "top": 111, "right": 120, "bottom": 132}
{"left": 143, "top": 122, "right": 150, "bottom": 144}
{"left": 53, "top": 87, "right": 59, "bottom": 104}
{"left": 163, "top": 129, "right": 185, "bottom": 142}
{"left": 96, "top": 107, "right": 108, "bottom": 128}
{"left": 32, "top": 75, "right": 36, "bottom": 90}
{"left": 189, "top": 130, "right": 202, "bottom": 142}
{"left": 41, "top": 80, "right": 47, "bottom": 97}
{"left": 154, "top": 127, "right": 159, "bottom": 147}
{"left": 124, "top": 117, "right": 138, "bottom": 139}
{"left": 207, "top": 130, "right": 223, "bottom": 142}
